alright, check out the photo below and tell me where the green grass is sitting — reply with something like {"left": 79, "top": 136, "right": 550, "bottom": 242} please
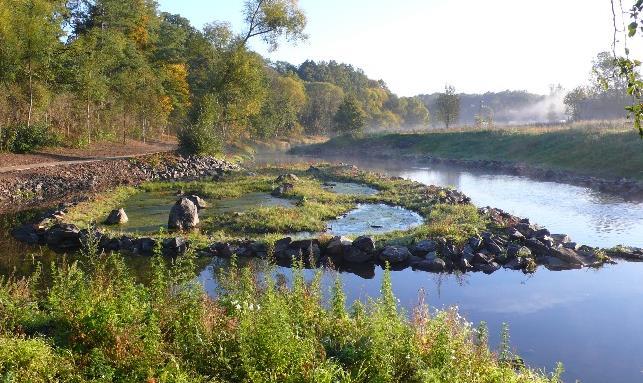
{"left": 296, "top": 121, "right": 643, "bottom": 180}
{"left": 0, "top": 243, "right": 563, "bottom": 382}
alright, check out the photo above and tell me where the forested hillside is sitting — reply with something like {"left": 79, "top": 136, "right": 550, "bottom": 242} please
{"left": 0, "top": 0, "right": 429, "bottom": 154}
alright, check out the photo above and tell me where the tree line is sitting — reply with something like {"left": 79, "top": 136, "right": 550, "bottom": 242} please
{"left": 0, "top": 0, "right": 431, "bottom": 154}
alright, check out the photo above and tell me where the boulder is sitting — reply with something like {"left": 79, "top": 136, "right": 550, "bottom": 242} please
{"left": 168, "top": 198, "right": 199, "bottom": 230}
{"left": 274, "top": 237, "right": 293, "bottom": 254}
{"left": 551, "top": 234, "right": 571, "bottom": 244}
{"left": 507, "top": 244, "right": 532, "bottom": 258}
{"left": 468, "top": 236, "right": 483, "bottom": 251}
{"left": 353, "top": 236, "right": 375, "bottom": 253}
{"left": 503, "top": 257, "right": 527, "bottom": 270}
{"left": 275, "top": 173, "right": 300, "bottom": 183}
{"left": 326, "top": 236, "right": 352, "bottom": 257}
{"left": 379, "top": 246, "right": 411, "bottom": 264}
{"left": 105, "top": 208, "right": 128, "bottom": 225}
{"left": 163, "top": 237, "right": 188, "bottom": 256}
{"left": 271, "top": 183, "right": 294, "bottom": 197}
{"left": 186, "top": 195, "right": 207, "bottom": 210}
{"left": 410, "top": 240, "right": 437, "bottom": 256}
{"left": 472, "top": 252, "right": 491, "bottom": 265}
{"left": 133, "top": 237, "right": 157, "bottom": 256}
{"left": 344, "top": 246, "right": 374, "bottom": 263}
{"left": 479, "top": 262, "right": 501, "bottom": 274}
{"left": 11, "top": 224, "right": 41, "bottom": 245}
{"left": 210, "top": 242, "right": 234, "bottom": 257}
{"left": 46, "top": 224, "right": 81, "bottom": 251}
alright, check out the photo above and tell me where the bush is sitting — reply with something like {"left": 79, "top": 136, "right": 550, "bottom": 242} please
{"left": 178, "top": 122, "right": 222, "bottom": 156}
{"left": 0, "top": 123, "right": 60, "bottom": 154}
{"left": 179, "top": 95, "right": 222, "bottom": 156}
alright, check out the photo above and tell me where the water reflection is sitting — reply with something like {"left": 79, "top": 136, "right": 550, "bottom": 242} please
{"left": 198, "top": 257, "right": 643, "bottom": 383}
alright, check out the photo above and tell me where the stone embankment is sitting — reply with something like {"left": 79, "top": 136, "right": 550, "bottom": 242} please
{"left": 0, "top": 154, "right": 238, "bottom": 212}
{"left": 12, "top": 199, "right": 642, "bottom": 278}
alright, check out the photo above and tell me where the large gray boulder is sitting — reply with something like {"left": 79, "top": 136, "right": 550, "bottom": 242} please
{"left": 105, "top": 208, "right": 128, "bottom": 225}
{"left": 379, "top": 246, "right": 411, "bottom": 264}
{"left": 326, "top": 236, "right": 352, "bottom": 257}
{"left": 168, "top": 198, "right": 200, "bottom": 230}
{"left": 186, "top": 195, "right": 207, "bottom": 210}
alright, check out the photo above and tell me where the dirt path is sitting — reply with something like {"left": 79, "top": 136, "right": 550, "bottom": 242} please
{"left": 0, "top": 140, "right": 177, "bottom": 174}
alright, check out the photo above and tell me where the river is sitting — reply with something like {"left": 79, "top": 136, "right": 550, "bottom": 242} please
{"left": 248, "top": 152, "right": 643, "bottom": 383}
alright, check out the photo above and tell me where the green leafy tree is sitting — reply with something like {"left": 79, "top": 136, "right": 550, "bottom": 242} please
{"left": 334, "top": 95, "right": 366, "bottom": 134}
{"left": 241, "top": 0, "right": 308, "bottom": 50}
{"left": 434, "top": 85, "right": 460, "bottom": 129}
{"left": 252, "top": 73, "right": 307, "bottom": 138}
{"left": 301, "top": 82, "right": 344, "bottom": 135}
{"left": 11, "top": 0, "right": 64, "bottom": 127}
{"left": 402, "top": 96, "right": 430, "bottom": 127}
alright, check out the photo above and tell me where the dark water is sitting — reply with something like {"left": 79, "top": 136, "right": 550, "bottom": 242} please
{"left": 2, "top": 154, "right": 643, "bottom": 382}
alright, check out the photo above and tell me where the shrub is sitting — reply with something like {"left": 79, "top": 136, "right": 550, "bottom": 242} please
{"left": 1, "top": 123, "right": 60, "bottom": 153}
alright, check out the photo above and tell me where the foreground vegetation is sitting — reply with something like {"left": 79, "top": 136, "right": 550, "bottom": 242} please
{"left": 0, "top": 237, "right": 563, "bottom": 382}
{"left": 294, "top": 121, "right": 643, "bottom": 180}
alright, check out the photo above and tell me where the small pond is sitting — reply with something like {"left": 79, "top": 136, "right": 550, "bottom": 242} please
{"left": 328, "top": 203, "right": 423, "bottom": 237}
{"left": 106, "top": 191, "right": 295, "bottom": 234}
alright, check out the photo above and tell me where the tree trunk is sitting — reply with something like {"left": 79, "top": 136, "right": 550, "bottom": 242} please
{"left": 86, "top": 98, "right": 91, "bottom": 145}
{"left": 27, "top": 64, "right": 33, "bottom": 128}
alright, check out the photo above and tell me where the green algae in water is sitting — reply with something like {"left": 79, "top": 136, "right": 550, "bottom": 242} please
{"left": 322, "top": 182, "right": 378, "bottom": 196}
{"left": 103, "top": 191, "right": 295, "bottom": 234}
{"left": 328, "top": 203, "right": 423, "bottom": 237}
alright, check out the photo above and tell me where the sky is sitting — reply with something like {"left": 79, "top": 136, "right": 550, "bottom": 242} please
{"left": 157, "top": 0, "right": 643, "bottom": 96}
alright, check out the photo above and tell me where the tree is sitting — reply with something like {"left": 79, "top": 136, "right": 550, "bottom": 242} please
{"left": 434, "top": 85, "right": 460, "bottom": 128}
{"left": 334, "top": 95, "right": 365, "bottom": 134}
{"left": 11, "top": 0, "right": 64, "bottom": 127}
{"left": 611, "top": 0, "right": 643, "bottom": 136}
{"left": 301, "top": 82, "right": 344, "bottom": 135}
{"left": 402, "top": 97, "right": 430, "bottom": 127}
{"left": 241, "top": 0, "right": 307, "bottom": 50}
{"left": 252, "top": 73, "right": 307, "bottom": 138}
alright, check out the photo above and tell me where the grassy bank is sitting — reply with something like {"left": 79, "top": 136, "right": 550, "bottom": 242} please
{"left": 0, "top": 241, "right": 563, "bottom": 382}
{"left": 294, "top": 121, "right": 643, "bottom": 181}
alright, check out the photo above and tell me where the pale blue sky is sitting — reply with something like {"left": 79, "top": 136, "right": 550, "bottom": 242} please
{"left": 157, "top": 0, "right": 643, "bottom": 96}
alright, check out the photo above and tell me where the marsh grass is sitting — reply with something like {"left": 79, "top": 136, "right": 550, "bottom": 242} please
{"left": 63, "top": 165, "right": 489, "bottom": 249}
{"left": 298, "top": 120, "right": 643, "bottom": 180}
{"left": 0, "top": 242, "right": 563, "bottom": 382}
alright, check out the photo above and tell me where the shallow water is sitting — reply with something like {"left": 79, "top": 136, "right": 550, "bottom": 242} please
{"left": 328, "top": 203, "right": 423, "bottom": 236}
{"left": 104, "top": 191, "right": 296, "bottom": 234}
{"left": 322, "top": 181, "right": 379, "bottom": 196}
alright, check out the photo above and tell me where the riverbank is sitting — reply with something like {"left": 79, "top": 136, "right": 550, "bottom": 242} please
{"left": 291, "top": 121, "right": 643, "bottom": 196}
{"left": 0, "top": 153, "right": 238, "bottom": 214}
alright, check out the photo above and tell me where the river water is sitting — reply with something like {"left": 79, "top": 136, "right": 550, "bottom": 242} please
{"left": 249, "top": 152, "right": 643, "bottom": 383}
{"left": 1, "top": 153, "right": 642, "bottom": 382}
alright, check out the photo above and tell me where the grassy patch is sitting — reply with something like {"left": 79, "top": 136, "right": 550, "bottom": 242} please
{"left": 63, "top": 164, "right": 490, "bottom": 247}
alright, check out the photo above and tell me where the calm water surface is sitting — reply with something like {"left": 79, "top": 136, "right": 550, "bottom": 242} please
{"left": 250, "top": 152, "right": 643, "bottom": 382}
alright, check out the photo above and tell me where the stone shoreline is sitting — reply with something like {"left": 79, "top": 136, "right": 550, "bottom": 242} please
{"left": 0, "top": 153, "right": 238, "bottom": 213}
